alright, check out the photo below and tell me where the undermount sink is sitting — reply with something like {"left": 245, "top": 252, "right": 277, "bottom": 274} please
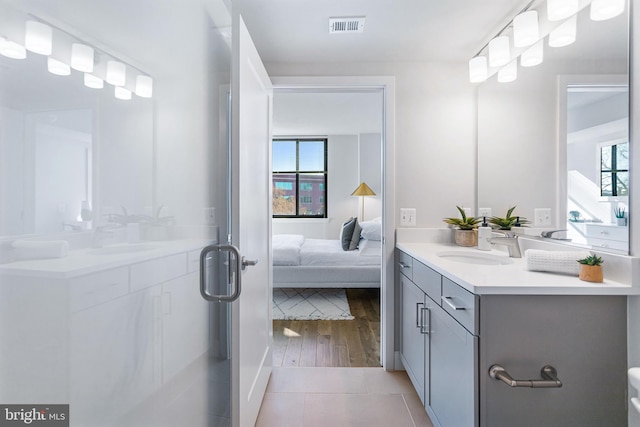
{"left": 437, "top": 251, "right": 514, "bottom": 266}
{"left": 88, "top": 244, "right": 159, "bottom": 255}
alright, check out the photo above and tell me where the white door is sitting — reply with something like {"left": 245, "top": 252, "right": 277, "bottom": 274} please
{"left": 232, "top": 14, "right": 273, "bottom": 427}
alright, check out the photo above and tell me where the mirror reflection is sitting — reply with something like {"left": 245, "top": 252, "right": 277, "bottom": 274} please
{"left": 477, "top": 2, "right": 629, "bottom": 254}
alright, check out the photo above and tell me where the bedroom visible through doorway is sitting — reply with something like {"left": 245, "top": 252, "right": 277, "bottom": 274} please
{"left": 271, "top": 87, "right": 385, "bottom": 368}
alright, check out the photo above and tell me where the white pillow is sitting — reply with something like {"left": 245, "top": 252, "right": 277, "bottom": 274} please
{"left": 360, "top": 220, "right": 382, "bottom": 241}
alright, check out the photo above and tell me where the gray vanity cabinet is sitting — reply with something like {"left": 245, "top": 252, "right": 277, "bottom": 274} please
{"left": 400, "top": 274, "right": 426, "bottom": 403}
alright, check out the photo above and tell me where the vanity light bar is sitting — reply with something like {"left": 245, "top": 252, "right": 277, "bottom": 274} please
{"left": 0, "top": 36, "right": 27, "bottom": 59}
{"left": 468, "top": 0, "right": 626, "bottom": 83}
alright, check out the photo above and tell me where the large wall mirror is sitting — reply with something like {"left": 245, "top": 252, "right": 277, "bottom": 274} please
{"left": 0, "top": 2, "right": 154, "bottom": 238}
{"left": 477, "top": 0, "right": 630, "bottom": 254}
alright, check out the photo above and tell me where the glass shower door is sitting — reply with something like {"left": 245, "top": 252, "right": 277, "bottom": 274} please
{"left": 0, "top": 0, "right": 233, "bottom": 425}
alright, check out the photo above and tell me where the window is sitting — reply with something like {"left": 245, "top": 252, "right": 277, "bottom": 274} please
{"left": 272, "top": 138, "right": 327, "bottom": 217}
{"left": 600, "top": 142, "right": 629, "bottom": 197}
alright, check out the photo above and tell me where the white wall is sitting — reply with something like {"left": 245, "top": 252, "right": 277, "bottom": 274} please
{"left": 359, "top": 132, "right": 382, "bottom": 221}
{"left": 0, "top": 107, "right": 25, "bottom": 235}
{"left": 267, "top": 61, "right": 477, "bottom": 229}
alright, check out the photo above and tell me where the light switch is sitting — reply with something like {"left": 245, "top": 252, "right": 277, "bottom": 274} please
{"left": 400, "top": 208, "right": 417, "bottom": 226}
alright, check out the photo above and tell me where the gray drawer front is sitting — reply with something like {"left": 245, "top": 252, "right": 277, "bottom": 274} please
{"left": 413, "top": 261, "right": 441, "bottom": 303}
{"left": 441, "top": 277, "right": 478, "bottom": 335}
{"left": 398, "top": 250, "right": 413, "bottom": 280}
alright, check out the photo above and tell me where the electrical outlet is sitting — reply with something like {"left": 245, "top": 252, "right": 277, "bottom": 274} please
{"left": 478, "top": 207, "right": 492, "bottom": 218}
{"left": 204, "top": 207, "right": 216, "bottom": 225}
{"left": 400, "top": 208, "right": 417, "bottom": 226}
{"left": 534, "top": 208, "right": 551, "bottom": 226}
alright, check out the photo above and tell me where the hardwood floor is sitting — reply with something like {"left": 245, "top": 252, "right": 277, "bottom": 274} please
{"left": 272, "top": 288, "right": 381, "bottom": 368}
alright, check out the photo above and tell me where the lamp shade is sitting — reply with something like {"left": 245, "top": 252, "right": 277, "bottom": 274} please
{"left": 0, "top": 37, "right": 26, "bottom": 59}
{"left": 47, "top": 57, "right": 70, "bottom": 76}
{"left": 135, "top": 75, "right": 153, "bottom": 98}
{"left": 114, "top": 86, "right": 132, "bottom": 100}
{"left": 25, "top": 20, "right": 52, "bottom": 55}
{"left": 489, "top": 36, "right": 510, "bottom": 67}
{"left": 547, "top": 0, "right": 579, "bottom": 21}
{"left": 469, "top": 56, "right": 488, "bottom": 83}
{"left": 590, "top": 0, "right": 625, "bottom": 21}
{"left": 71, "top": 43, "right": 94, "bottom": 72}
{"left": 351, "top": 182, "right": 376, "bottom": 197}
{"left": 84, "top": 73, "right": 104, "bottom": 89}
{"left": 520, "top": 40, "right": 544, "bottom": 67}
{"left": 513, "top": 10, "right": 539, "bottom": 47}
{"left": 549, "top": 15, "right": 577, "bottom": 47}
{"left": 106, "top": 60, "right": 126, "bottom": 86}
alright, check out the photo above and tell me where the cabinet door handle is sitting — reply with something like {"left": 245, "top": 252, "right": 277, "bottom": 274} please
{"left": 489, "top": 364, "right": 562, "bottom": 388}
{"left": 416, "top": 302, "right": 424, "bottom": 328}
{"left": 442, "top": 296, "right": 466, "bottom": 310}
{"left": 420, "top": 307, "right": 430, "bottom": 335}
{"left": 398, "top": 262, "right": 410, "bottom": 269}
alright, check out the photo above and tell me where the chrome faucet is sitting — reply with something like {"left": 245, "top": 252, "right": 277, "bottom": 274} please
{"left": 540, "top": 229, "right": 571, "bottom": 241}
{"left": 489, "top": 231, "right": 522, "bottom": 258}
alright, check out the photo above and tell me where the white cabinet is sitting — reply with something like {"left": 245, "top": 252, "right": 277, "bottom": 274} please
{"left": 585, "top": 223, "right": 628, "bottom": 252}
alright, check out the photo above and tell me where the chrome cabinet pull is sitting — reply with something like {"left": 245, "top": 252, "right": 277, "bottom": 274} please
{"left": 442, "top": 296, "right": 466, "bottom": 310}
{"left": 489, "top": 364, "right": 562, "bottom": 388}
{"left": 419, "top": 307, "right": 430, "bottom": 335}
{"left": 416, "top": 302, "right": 424, "bottom": 328}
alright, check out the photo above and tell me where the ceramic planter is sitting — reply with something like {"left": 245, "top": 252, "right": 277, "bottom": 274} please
{"left": 579, "top": 265, "right": 603, "bottom": 283}
{"left": 454, "top": 229, "right": 478, "bottom": 247}
{"left": 616, "top": 217, "right": 627, "bottom": 226}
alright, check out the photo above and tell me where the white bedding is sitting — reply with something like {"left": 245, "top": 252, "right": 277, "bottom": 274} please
{"left": 272, "top": 234, "right": 381, "bottom": 267}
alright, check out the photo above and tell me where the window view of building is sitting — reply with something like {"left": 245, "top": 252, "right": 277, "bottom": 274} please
{"left": 272, "top": 138, "right": 327, "bottom": 217}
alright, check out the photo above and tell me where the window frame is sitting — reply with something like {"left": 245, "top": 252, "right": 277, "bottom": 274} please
{"left": 599, "top": 141, "right": 629, "bottom": 198}
{"left": 272, "top": 138, "right": 328, "bottom": 218}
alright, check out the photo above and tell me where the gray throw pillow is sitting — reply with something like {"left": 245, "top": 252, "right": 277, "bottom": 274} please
{"left": 340, "top": 217, "right": 361, "bottom": 251}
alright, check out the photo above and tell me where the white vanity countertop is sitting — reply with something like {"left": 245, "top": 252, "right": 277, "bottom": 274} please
{"left": 397, "top": 242, "right": 637, "bottom": 296}
{"left": 0, "top": 239, "right": 211, "bottom": 279}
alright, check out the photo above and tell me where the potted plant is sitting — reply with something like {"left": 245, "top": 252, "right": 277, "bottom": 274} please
{"left": 443, "top": 206, "right": 481, "bottom": 247}
{"left": 569, "top": 210, "right": 581, "bottom": 222}
{"left": 577, "top": 254, "right": 604, "bottom": 283}
{"left": 614, "top": 207, "right": 627, "bottom": 226}
{"left": 489, "top": 206, "right": 529, "bottom": 230}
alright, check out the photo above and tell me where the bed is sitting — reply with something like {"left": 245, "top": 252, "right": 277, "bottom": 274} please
{"left": 272, "top": 233, "right": 381, "bottom": 288}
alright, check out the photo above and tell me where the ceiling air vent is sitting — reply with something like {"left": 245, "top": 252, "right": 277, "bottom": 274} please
{"left": 329, "top": 16, "right": 365, "bottom": 34}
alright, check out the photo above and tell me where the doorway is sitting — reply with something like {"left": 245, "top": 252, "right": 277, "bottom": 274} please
{"left": 269, "top": 77, "right": 396, "bottom": 369}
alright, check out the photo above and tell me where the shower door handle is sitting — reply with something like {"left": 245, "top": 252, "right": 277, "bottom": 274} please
{"left": 199, "top": 244, "right": 242, "bottom": 302}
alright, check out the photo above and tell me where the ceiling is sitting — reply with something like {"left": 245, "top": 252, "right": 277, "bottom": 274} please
{"left": 235, "top": 0, "right": 529, "bottom": 64}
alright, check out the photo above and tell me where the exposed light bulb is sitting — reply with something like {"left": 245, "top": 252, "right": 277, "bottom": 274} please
{"left": 549, "top": 15, "right": 577, "bottom": 47}
{"left": 520, "top": 40, "right": 544, "bottom": 67}
{"left": 106, "top": 60, "right": 126, "bottom": 86}
{"left": 469, "top": 56, "right": 488, "bottom": 83}
{"left": 114, "top": 86, "right": 132, "bottom": 100}
{"left": 498, "top": 60, "right": 518, "bottom": 83}
{"left": 0, "top": 37, "right": 27, "bottom": 59}
{"left": 513, "top": 10, "right": 539, "bottom": 47}
{"left": 25, "top": 20, "right": 52, "bottom": 55}
{"left": 135, "top": 75, "right": 153, "bottom": 98}
{"left": 489, "top": 36, "right": 510, "bottom": 67}
{"left": 47, "top": 57, "right": 70, "bottom": 76}
{"left": 547, "top": 0, "right": 579, "bottom": 21}
{"left": 71, "top": 43, "right": 94, "bottom": 72}
{"left": 590, "top": 0, "right": 625, "bottom": 21}
{"left": 84, "top": 73, "right": 104, "bottom": 89}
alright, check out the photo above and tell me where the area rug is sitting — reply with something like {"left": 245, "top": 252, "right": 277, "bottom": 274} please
{"left": 273, "top": 288, "right": 355, "bottom": 320}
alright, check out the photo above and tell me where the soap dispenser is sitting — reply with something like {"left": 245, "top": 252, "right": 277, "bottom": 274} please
{"left": 477, "top": 217, "right": 492, "bottom": 251}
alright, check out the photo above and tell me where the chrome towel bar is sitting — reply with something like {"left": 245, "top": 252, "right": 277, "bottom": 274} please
{"left": 489, "top": 364, "right": 562, "bottom": 388}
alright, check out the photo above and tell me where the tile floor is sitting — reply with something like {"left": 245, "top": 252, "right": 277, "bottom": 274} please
{"left": 255, "top": 367, "right": 435, "bottom": 427}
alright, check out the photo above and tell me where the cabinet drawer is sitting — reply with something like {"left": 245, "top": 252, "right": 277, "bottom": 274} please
{"left": 413, "top": 260, "right": 441, "bottom": 303}
{"left": 585, "top": 224, "right": 627, "bottom": 242}
{"left": 587, "top": 237, "right": 628, "bottom": 251}
{"left": 130, "top": 253, "right": 187, "bottom": 292}
{"left": 70, "top": 267, "right": 129, "bottom": 312}
{"left": 441, "top": 277, "right": 478, "bottom": 335}
{"left": 398, "top": 251, "right": 413, "bottom": 280}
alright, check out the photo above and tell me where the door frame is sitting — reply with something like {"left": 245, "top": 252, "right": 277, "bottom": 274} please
{"left": 270, "top": 76, "right": 396, "bottom": 369}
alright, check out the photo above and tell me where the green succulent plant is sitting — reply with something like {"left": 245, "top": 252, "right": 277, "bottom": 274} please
{"left": 577, "top": 254, "right": 603, "bottom": 266}
{"left": 489, "top": 206, "right": 529, "bottom": 230}
{"left": 443, "top": 206, "right": 481, "bottom": 230}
